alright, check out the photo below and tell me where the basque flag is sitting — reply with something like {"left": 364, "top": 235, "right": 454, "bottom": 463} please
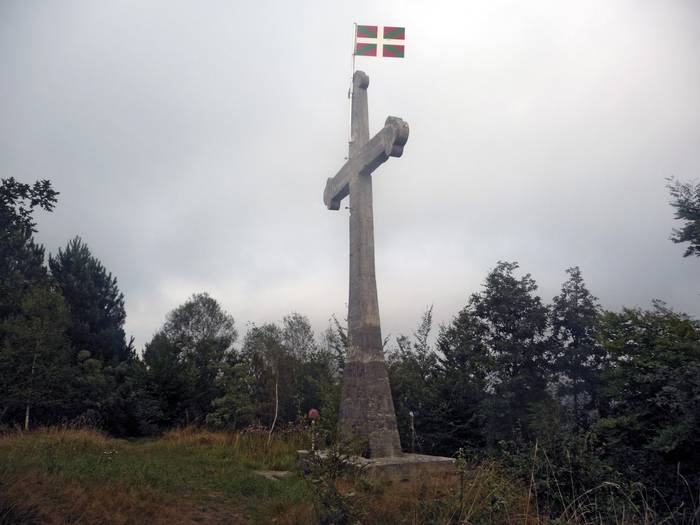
{"left": 355, "top": 25, "right": 405, "bottom": 58}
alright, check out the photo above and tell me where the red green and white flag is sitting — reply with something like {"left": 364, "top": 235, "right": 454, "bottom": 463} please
{"left": 355, "top": 25, "right": 405, "bottom": 58}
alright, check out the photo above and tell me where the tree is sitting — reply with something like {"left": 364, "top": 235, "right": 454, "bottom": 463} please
{"left": 440, "top": 262, "right": 551, "bottom": 446}
{"left": 0, "top": 177, "right": 57, "bottom": 323}
{"left": 148, "top": 292, "right": 237, "bottom": 424}
{"left": 162, "top": 292, "right": 237, "bottom": 356}
{"left": 282, "top": 313, "right": 320, "bottom": 418}
{"left": 49, "top": 237, "right": 129, "bottom": 363}
{"left": 206, "top": 352, "right": 255, "bottom": 430}
{"left": 388, "top": 307, "right": 443, "bottom": 453}
{"left": 435, "top": 300, "right": 491, "bottom": 453}
{"left": 241, "top": 323, "right": 291, "bottom": 430}
{"left": 321, "top": 315, "right": 347, "bottom": 375}
{"left": 237, "top": 315, "right": 337, "bottom": 434}
{"left": 549, "top": 267, "right": 603, "bottom": 431}
{"left": 595, "top": 301, "right": 700, "bottom": 510}
{"left": 141, "top": 332, "right": 197, "bottom": 428}
{"left": 0, "top": 286, "right": 72, "bottom": 428}
{"left": 667, "top": 177, "right": 700, "bottom": 257}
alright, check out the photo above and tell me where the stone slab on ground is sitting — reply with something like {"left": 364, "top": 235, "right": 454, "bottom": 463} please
{"left": 254, "top": 470, "right": 293, "bottom": 481}
{"left": 356, "top": 453, "right": 458, "bottom": 482}
{"left": 297, "top": 450, "right": 457, "bottom": 483}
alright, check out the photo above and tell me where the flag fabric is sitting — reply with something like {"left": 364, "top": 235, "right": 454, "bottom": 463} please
{"left": 357, "top": 25, "right": 378, "bottom": 38}
{"left": 355, "top": 25, "right": 405, "bottom": 58}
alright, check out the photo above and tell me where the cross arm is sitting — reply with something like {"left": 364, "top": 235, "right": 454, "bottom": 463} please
{"left": 323, "top": 116, "right": 409, "bottom": 210}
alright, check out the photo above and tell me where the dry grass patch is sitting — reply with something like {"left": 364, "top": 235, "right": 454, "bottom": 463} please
{"left": 2, "top": 471, "right": 248, "bottom": 525}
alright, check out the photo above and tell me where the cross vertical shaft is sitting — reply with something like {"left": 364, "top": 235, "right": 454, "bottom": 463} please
{"left": 337, "top": 71, "right": 402, "bottom": 457}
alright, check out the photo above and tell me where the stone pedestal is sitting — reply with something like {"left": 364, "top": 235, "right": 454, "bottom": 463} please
{"left": 298, "top": 450, "right": 458, "bottom": 483}
{"left": 354, "top": 453, "right": 458, "bottom": 482}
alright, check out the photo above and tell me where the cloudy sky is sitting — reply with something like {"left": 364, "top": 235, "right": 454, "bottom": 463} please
{"left": 2, "top": 1, "right": 699, "bottom": 350}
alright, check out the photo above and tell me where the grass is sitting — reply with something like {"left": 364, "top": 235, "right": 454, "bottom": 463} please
{"left": 2, "top": 427, "right": 668, "bottom": 524}
{"left": 0, "top": 427, "right": 313, "bottom": 524}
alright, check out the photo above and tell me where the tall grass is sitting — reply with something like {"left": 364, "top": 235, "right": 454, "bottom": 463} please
{"left": 0, "top": 426, "right": 312, "bottom": 524}
{"left": 162, "top": 425, "right": 307, "bottom": 470}
{"left": 2, "top": 427, "right": 696, "bottom": 524}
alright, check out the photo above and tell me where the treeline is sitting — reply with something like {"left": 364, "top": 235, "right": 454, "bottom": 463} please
{"left": 387, "top": 264, "right": 700, "bottom": 517}
{"left": 2, "top": 177, "right": 700, "bottom": 520}
{"left": 0, "top": 178, "right": 341, "bottom": 437}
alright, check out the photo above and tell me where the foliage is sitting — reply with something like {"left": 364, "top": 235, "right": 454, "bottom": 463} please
{"left": 667, "top": 177, "right": 700, "bottom": 257}
{"left": 0, "top": 178, "right": 57, "bottom": 323}
{"left": 595, "top": 301, "right": 700, "bottom": 513}
{"left": 387, "top": 306, "right": 444, "bottom": 454}
{"left": 206, "top": 354, "right": 256, "bottom": 430}
{"left": 239, "top": 315, "right": 339, "bottom": 433}
{"left": 49, "top": 237, "right": 130, "bottom": 364}
{"left": 437, "top": 261, "right": 551, "bottom": 447}
{"left": 303, "top": 445, "right": 363, "bottom": 525}
{"left": 0, "top": 286, "right": 73, "bottom": 428}
{"left": 142, "top": 293, "right": 237, "bottom": 427}
{"left": 549, "top": 266, "right": 604, "bottom": 432}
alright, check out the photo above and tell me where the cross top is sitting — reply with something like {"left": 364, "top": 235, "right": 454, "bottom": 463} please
{"left": 323, "top": 72, "right": 409, "bottom": 210}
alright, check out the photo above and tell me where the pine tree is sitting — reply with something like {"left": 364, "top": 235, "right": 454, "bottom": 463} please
{"left": 49, "top": 237, "right": 129, "bottom": 363}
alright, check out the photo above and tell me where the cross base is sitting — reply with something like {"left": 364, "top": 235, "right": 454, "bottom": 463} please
{"left": 298, "top": 450, "right": 458, "bottom": 483}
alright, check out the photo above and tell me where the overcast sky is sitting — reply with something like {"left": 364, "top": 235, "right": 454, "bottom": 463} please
{"left": 2, "top": 1, "right": 699, "bottom": 350}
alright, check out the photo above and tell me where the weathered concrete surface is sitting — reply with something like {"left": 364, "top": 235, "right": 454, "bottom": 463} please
{"left": 253, "top": 470, "right": 293, "bottom": 481}
{"left": 298, "top": 450, "right": 458, "bottom": 483}
{"left": 355, "top": 453, "right": 458, "bottom": 482}
{"left": 324, "top": 71, "right": 408, "bottom": 458}
{"left": 323, "top": 116, "right": 408, "bottom": 211}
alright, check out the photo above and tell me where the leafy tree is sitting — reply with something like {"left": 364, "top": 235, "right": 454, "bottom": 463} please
{"left": 667, "top": 177, "right": 700, "bottom": 257}
{"left": 0, "top": 177, "right": 57, "bottom": 323}
{"left": 321, "top": 315, "right": 347, "bottom": 375}
{"left": 237, "top": 315, "right": 337, "bottom": 434}
{"left": 595, "top": 301, "right": 700, "bottom": 509}
{"left": 549, "top": 267, "right": 603, "bottom": 431}
{"left": 434, "top": 301, "right": 491, "bottom": 453}
{"left": 440, "top": 262, "right": 551, "bottom": 446}
{"left": 241, "top": 323, "right": 292, "bottom": 428}
{"left": 162, "top": 292, "right": 237, "bottom": 355}
{"left": 141, "top": 332, "right": 197, "bottom": 428}
{"left": 282, "top": 313, "right": 317, "bottom": 358}
{"left": 206, "top": 352, "right": 255, "bottom": 430}
{"left": 282, "top": 313, "right": 324, "bottom": 418}
{"left": 145, "top": 292, "right": 237, "bottom": 425}
{"left": 388, "top": 307, "right": 443, "bottom": 453}
{"left": 49, "top": 237, "right": 130, "bottom": 363}
{"left": 0, "top": 286, "right": 72, "bottom": 428}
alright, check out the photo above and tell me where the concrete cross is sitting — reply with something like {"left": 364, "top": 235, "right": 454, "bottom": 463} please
{"left": 323, "top": 70, "right": 408, "bottom": 458}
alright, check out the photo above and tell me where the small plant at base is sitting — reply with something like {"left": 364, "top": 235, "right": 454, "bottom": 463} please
{"left": 304, "top": 443, "right": 365, "bottom": 525}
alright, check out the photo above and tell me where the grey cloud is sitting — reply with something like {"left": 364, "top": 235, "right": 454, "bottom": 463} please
{"left": 2, "top": 0, "right": 698, "bottom": 349}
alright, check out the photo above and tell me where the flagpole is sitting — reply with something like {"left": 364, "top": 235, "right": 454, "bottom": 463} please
{"left": 351, "top": 22, "right": 357, "bottom": 80}
{"left": 348, "top": 23, "right": 357, "bottom": 149}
